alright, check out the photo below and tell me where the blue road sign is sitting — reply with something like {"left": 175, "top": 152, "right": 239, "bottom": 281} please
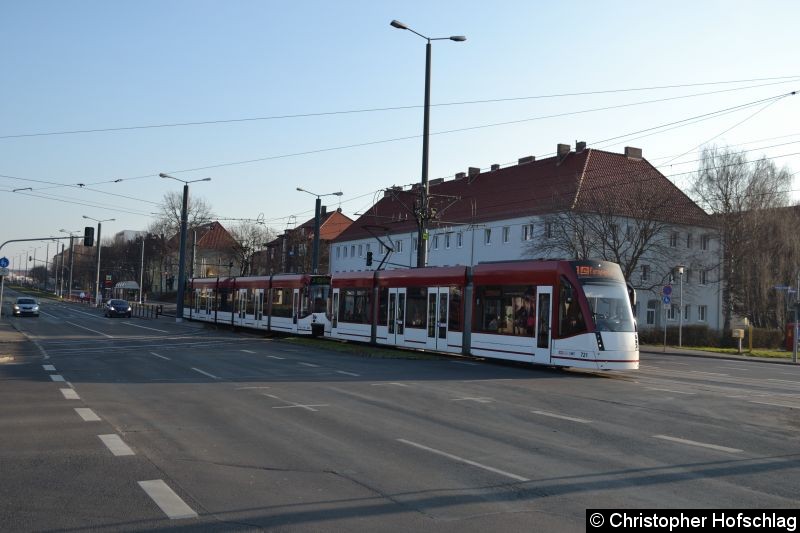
{"left": 0, "top": 257, "right": 8, "bottom": 268}
{"left": 662, "top": 285, "right": 672, "bottom": 296}
{"left": 662, "top": 295, "right": 671, "bottom": 305}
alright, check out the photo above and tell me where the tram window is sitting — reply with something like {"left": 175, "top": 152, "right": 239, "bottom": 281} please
{"left": 559, "top": 277, "right": 586, "bottom": 336}
{"left": 474, "top": 285, "right": 535, "bottom": 336}
{"left": 406, "top": 287, "right": 427, "bottom": 328}
{"left": 218, "top": 289, "right": 233, "bottom": 312}
{"left": 448, "top": 287, "right": 462, "bottom": 332}
{"left": 272, "top": 288, "right": 293, "bottom": 317}
{"left": 310, "top": 285, "right": 329, "bottom": 314}
{"left": 245, "top": 290, "right": 255, "bottom": 315}
{"left": 377, "top": 288, "right": 389, "bottom": 326}
{"left": 338, "top": 288, "right": 372, "bottom": 324}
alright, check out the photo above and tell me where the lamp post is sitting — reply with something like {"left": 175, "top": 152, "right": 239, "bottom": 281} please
{"left": 296, "top": 188, "right": 343, "bottom": 274}
{"left": 60, "top": 229, "right": 81, "bottom": 301}
{"left": 160, "top": 173, "right": 211, "bottom": 322}
{"left": 83, "top": 216, "right": 115, "bottom": 307}
{"left": 676, "top": 265, "right": 685, "bottom": 347}
{"left": 390, "top": 19, "right": 465, "bottom": 268}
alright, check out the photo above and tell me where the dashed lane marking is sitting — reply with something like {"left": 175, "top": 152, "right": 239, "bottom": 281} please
{"left": 397, "top": 439, "right": 529, "bottom": 482}
{"left": 241, "top": 349, "right": 256, "bottom": 354}
{"left": 653, "top": 434, "right": 742, "bottom": 454}
{"left": 151, "top": 352, "right": 170, "bottom": 360}
{"left": 336, "top": 371, "right": 360, "bottom": 377}
{"left": 298, "top": 362, "right": 319, "bottom": 368}
{"left": 50, "top": 374, "right": 65, "bottom": 382}
{"left": 531, "top": 410, "right": 591, "bottom": 424}
{"left": 60, "top": 388, "right": 80, "bottom": 400}
{"left": 138, "top": 480, "right": 198, "bottom": 520}
{"left": 65, "top": 321, "right": 113, "bottom": 339}
{"left": 191, "top": 367, "right": 220, "bottom": 380}
{"left": 75, "top": 408, "right": 101, "bottom": 422}
{"left": 98, "top": 434, "right": 135, "bottom": 456}
{"left": 43, "top": 364, "right": 56, "bottom": 371}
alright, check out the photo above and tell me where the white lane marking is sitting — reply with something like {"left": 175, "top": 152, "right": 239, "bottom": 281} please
{"left": 120, "top": 322, "right": 169, "bottom": 333}
{"left": 671, "top": 362, "right": 690, "bottom": 366}
{"left": 298, "top": 362, "right": 319, "bottom": 367}
{"left": 653, "top": 435, "right": 742, "bottom": 453}
{"left": 65, "top": 321, "right": 113, "bottom": 339}
{"left": 371, "top": 382, "right": 409, "bottom": 387}
{"left": 451, "top": 397, "right": 493, "bottom": 403}
{"left": 749, "top": 400, "right": 799, "bottom": 409}
{"left": 768, "top": 379, "right": 799, "bottom": 384}
{"left": 138, "top": 479, "right": 198, "bottom": 520}
{"left": 272, "top": 404, "right": 328, "bottom": 412}
{"left": 191, "top": 367, "right": 219, "bottom": 380}
{"left": 646, "top": 387, "right": 696, "bottom": 395}
{"left": 450, "top": 360, "right": 478, "bottom": 366}
{"left": 336, "top": 371, "right": 360, "bottom": 377}
{"left": 50, "top": 374, "right": 65, "bottom": 382}
{"left": 398, "top": 439, "right": 529, "bottom": 482}
{"left": 75, "top": 408, "right": 101, "bottom": 422}
{"left": 151, "top": 352, "right": 170, "bottom": 360}
{"left": 531, "top": 410, "right": 591, "bottom": 423}
{"left": 689, "top": 370, "right": 730, "bottom": 377}
{"left": 43, "top": 364, "right": 56, "bottom": 371}
{"left": 61, "top": 388, "right": 80, "bottom": 400}
{"left": 267, "top": 355, "right": 285, "bottom": 360}
{"left": 241, "top": 349, "right": 256, "bottom": 354}
{"left": 235, "top": 386, "right": 271, "bottom": 390}
{"left": 98, "top": 434, "right": 135, "bottom": 456}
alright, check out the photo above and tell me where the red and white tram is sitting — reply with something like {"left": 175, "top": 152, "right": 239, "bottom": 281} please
{"left": 187, "top": 259, "right": 638, "bottom": 370}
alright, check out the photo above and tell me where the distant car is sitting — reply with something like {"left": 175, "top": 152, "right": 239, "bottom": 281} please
{"left": 13, "top": 297, "right": 39, "bottom": 317}
{"left": 104, "top": 299, "right": 132, "bottom": 318}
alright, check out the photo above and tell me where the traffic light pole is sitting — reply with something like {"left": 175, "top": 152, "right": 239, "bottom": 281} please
{"left": 0, "top": 237, "right": 71, "bottom": 255}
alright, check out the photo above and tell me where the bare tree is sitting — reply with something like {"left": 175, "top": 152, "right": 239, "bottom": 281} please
{"left": 690, "top": 146, "right": 793, "bottom": 329}
{"left": 149, "top": 191, "right": 215, "bottom": 238}
{"left": 228, "top": 221, "right": 275, "bottom": 276}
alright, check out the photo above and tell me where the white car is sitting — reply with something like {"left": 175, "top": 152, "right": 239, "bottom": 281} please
{"left": 13, "top": 297, "right": 39, "bottom": 317}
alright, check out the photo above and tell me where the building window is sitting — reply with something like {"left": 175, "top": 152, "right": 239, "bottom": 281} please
{"left": 350, "top": 245, "right": 355, "bottom": 257}
{"left": 396, "top": 239, "right": 403, "bottom": 253}
{"left": 667, "top": 304, "right": 678, "bottom": 321}
{"left": 343, "top": 246, "right": 348, "bottom": 258}
{"left": 701, "top": 235, "right": 710, "bottom": 251}
{"left": 336, "top": 247, "right": 341, "bottom": 259}
{"left": 641, "top": 264, "right": 650, "bottom": 282}
{"left": 366, "top": 243, "right": 371, "bottom": 253}
{"left": 502, "top": 226, "right": 510, "bottom": 243}
{"left": 445, "top": 233, "right": 451, "bottom": 249}
{"left": 457, "top": 232, "right": 463, "bottom": 248}
{"left": 699, "top": 269, "right": 707, "bottom": 285}
{"left": 684, "top": 305, "right": 690, "bottom": 321}
{"left": 686, "top": 233, "right": 693, "bottom": 249}
{"left": 358, "top": 244, "right": 363, "bottom": 257}
{"left": 433, "top": 235, "right": 439, "bottom": 250}
{"left": 670, "top": 232, "right": 678, "bottom": 247}
{"left": 413, "top": 239, "right": 418, "bottom": 251}
{"left": 646, "top": 300, "right": 657, "bottom": 325}
{"left": 698, "top": 305, "right": 707, "bottom": 322}
{"left": 522, "top": 224, "right": 534, "bottom": 241}
{"left": 484, "top": 228, "right": 492, "bottom": 245}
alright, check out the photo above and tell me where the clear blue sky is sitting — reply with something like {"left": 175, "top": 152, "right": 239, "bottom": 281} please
{"left": 1, "top": 0, "right": 798, "bottom": 268}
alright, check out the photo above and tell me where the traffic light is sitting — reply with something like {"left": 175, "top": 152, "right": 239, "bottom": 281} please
{"left": 366, "top": 251, "right": 373, "bottom": 266}
{"left": 83, "top": 226, "right": 94, "bottom": 246}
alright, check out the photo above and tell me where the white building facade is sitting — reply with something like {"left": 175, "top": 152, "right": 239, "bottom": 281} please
{"left": 332, "top": 144, "right": 723, "bottom": 333}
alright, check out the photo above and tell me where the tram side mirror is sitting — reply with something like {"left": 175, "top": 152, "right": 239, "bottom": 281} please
{"left": 627, "top": 282, "right": 637, "bottom": 307}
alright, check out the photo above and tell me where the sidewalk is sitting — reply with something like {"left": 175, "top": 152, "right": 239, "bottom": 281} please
{"left": 641, "top": 344, "right": 798, "bottom": 366}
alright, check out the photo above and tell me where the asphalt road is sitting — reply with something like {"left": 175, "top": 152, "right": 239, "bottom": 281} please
{"left": 1, "top": 289, "right": 799, "bottom": 532}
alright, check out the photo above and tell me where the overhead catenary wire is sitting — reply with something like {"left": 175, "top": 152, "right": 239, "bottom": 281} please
{"left": 1, "top": 75, "right": 797, "bottom": 140}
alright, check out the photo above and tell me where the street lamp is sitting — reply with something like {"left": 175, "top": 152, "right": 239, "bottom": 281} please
{"left": 390, "top": 19, "right": 465, "bottom": 268}
{"left": 60, "top": 229, "right": 81, "bottom": 300}
{"left": 676, "top": 265, "right": 685, "bottom": 347}
{"left": 83, "top": 216, "right": 115, "bottom": 306}
{"left": 296, "top": 187, "right": 343, "bottom": 274}
{"left": 160, "top": 173, "right": 211, "bottom": 322}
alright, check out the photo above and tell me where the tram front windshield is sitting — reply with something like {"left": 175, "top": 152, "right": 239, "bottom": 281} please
{"left": 581, "top": 282, "right": 636, "bottom": 332}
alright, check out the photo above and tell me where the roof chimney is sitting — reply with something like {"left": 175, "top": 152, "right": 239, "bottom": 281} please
{"left": 624, "top": 146, "right": 643, "bottom": 160}
{"left": 320, "top": 205, "right": 327, "bottom": 217}
{"left": 468, "top": 166, "right": 480, "bottom": 177}
{"left": 490, "top": 164, "right": 500, "bottom": 171}
{"left": 576, "top": 141, "right": 587, "bottom": 152}
{"left": 518, "top": 155, "right": 535, "bottom": 165}
{"left": 455, "top": 172, "right": 466, "bottom": 180}
{"left": 429, "top": 178, "right": 444, "bottom": 186}
{"left": 557, "top": 143, "right": 570, "bottom": 163}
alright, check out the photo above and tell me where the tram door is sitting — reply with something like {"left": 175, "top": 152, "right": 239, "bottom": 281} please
{"left": 426, "top": 287, "right": 450, "bottom": 351}
{"left": 331, "top": 289, "right": 340, "bottom": 336}
{"left": 237, "top": 289, "right": 248, "bottom": 322}
{"left": 206, "top": 289, "right": 213, "bottom": 315}
{"left": 534, "top": 286, "right": 553, "bottom": 363}
{"left": 254, "top": 290, "right": 264, "bottom": 324}
{"left": 387, "top": 288, "right": 406, "bottom": 345}
{"left": 291, "top": 288, "right": 300, "bottom": 332}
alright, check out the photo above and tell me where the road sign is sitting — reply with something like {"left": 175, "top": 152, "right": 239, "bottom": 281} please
{"left": 662, "top": 285, "right": 672, "bottom": 296}
{"left": 662, "top": 295, "right": 671, "bottom": 305}
{"left": 0, "top": 267, "right": 9, "bottom": 277}
{"left": 0, "top": 257, "right": 8, "bottom": 268}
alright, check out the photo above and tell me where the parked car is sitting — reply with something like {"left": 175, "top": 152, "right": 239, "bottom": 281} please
{"left": 104, "top": 299, "right": 132, "bottom": 318}
{"left": 13, "top": 297, "right": 39, "bottom": 317}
